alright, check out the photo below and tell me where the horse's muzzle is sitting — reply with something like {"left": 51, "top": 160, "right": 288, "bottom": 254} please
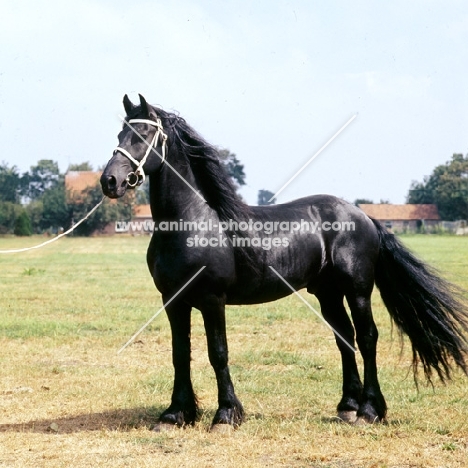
{"left": 100, "top": 174, "right": 126, "bottom": 198}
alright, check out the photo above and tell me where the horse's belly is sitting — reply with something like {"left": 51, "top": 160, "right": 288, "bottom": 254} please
{"left": 226, "top": 243, "right": 323, "bottom": 305}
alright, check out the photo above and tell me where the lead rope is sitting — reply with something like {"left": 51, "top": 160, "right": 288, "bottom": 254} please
{"left": 0, "top": 197, "right": 105, "bottom": 254}
{"left": 0, "top": 117, "right": 166, "bottom": 253}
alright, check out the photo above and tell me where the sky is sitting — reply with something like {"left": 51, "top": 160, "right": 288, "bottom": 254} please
{"left": 0, "top": 0, "right": 467, "bottom": 205}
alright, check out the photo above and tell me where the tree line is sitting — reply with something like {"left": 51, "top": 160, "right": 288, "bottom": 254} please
{"left": 355, "top": 154, "right": 468, "bottom": 221}
{"left": 406, "top": 153, "right": 468, "bottom": 220}
{"left": 3, "top": 152, "right": 465, "bottom": 236}
{"left": 0, "top": 149, "right": 254, "bottom": 236}
{"left": 0, "top": 160, "right": 131, "bottom": 236}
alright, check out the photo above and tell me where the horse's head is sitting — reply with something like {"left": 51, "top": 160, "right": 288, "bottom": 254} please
{"left": 100, "top": 94, "right": 167, "bottom": 198}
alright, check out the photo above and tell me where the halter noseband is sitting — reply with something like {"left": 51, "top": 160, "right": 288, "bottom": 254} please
{"left": 114, "top": 117, "right": 168, "bottom": 187}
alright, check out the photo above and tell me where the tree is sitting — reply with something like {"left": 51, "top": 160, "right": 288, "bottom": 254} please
{"left": 0, "top": 201, "right": 21, "bottom": 234}
{"left": 69, "top": 184, "right": 132, "bottom": 236}
{"left": 407, "top": 181, "right": 432, "bottom": 204}
{"left": 24, "top": 159, "right": 62, "bottom": 200}
{"left": 258, "top": 189, "right": 276, "bottom": 205}
{"left": 354, "top": 198, "right": 373, "bottom": 205}
{"left": 41, "top": 183, "right": 70, "bottom": 232}
{"left": 0, "top": 158, "right": 131, "bottom": 235}
{"left": 14, "top": 210, "right": 32, "bottom": 236}
{"left": 68, "top": 162, "right": 93, "bottom": 171}
{"left": 218, "top": 149, "right": 246, "bottom": 190}
{"left": 407, "top": 153, "right": 468, "bottom": 220}
{"left": 0, "top": 162, "right": 21, "bottom": 203}
{"left": 26, "top": 200, "right": 44, "bottom": 234}
{"left": 0, "top": 162, "right": 23, "bottom": 234}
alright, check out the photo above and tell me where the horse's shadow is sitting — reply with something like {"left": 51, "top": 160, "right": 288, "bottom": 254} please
{"left": 0, "top": 406, "right": 167, "bottom": 434}
{"left": 320, "top": 416, "right": 414, "bottom": 427}
{"left": 0, "top": 409, "right": 413, "bottom": 434}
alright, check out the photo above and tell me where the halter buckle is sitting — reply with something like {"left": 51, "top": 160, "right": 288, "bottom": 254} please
{"left": 126, "top": 171, "right": 144, "bottom": 187}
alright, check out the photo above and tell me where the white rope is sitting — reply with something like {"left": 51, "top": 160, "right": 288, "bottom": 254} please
{"left": 0, "top": 197, "right": 105, "bottom": 254}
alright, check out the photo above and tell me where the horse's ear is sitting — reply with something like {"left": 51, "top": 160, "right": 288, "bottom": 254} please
{"left": 138, "top": 94, "right": 150, "bottom": 117}
{"left": 123, "top": 94, "right": 135, "bottom": 115}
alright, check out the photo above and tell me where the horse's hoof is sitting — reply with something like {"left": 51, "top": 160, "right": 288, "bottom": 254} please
{"left": 152, "top": 422, "right": 180, "bottom": 432}
{"left": 336, "top": 410, "right": 358, "bottom": 424}
{"left": 353, "top": 415, "right": 381, "bottom": 426}
{"left": 209, "top": 423, "right": 234, "bottom": 434}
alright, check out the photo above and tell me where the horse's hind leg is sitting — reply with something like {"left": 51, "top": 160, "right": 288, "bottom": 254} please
{"left": 315, "top": 287, "right": 363, "bottom": 423}
{"left": 346, "top": 292, "right": 387, "bottom": 424}
{"left": 156, "top": 299, "right": 198, "bottom": 429}
{"left": 331, "top": 233, "right": 387, "bottom": 424}
{"left": 200, "top": 293, "right": 244, "bottom": 431}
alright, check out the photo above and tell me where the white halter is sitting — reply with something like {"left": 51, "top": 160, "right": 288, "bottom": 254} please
{"left": 114, "top": 117, "right": 168, "bottom": 187}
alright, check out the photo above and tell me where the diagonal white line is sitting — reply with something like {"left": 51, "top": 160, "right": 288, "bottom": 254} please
{"left": 268, "top": 266, "right": 356, "bottom": 353}
{"left": 268, "top": 113, "right": 358, "bottom": 202}
{"left": 117, "top": 266, "right": 206, "bottom": 354}
{"left": 118, "top": 115, "right": 207, "bottom": 203}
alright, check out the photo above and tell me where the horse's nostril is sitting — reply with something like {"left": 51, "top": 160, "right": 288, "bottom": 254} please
{"left": 107, "top": 175, "right": 117, "bottom": 190}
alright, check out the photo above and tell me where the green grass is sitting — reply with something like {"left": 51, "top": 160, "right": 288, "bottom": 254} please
{"left": 0, "top": 234, "right": 467, "bottom": 467}
{"left": 0, "top": 236, "right": 158, "bottom": 340}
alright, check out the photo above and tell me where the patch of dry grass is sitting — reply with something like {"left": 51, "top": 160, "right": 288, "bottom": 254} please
{"left": 0, "top": 235, "right": 467, "bottom": 467}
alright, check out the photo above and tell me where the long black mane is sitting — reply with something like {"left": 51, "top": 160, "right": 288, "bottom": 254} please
{"left": 146, "top": 106, "right": 252, "bottom": 223}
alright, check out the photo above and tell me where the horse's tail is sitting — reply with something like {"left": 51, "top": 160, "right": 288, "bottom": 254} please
{"left": 371, "top": 218, "right": 468, "bottom": 382}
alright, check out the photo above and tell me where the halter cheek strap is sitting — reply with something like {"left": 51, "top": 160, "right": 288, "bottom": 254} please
{"left": 114, "top": 117, "right": 168, "bottom": 187}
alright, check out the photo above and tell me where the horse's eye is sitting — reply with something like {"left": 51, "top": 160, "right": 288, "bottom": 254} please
{"left": 131, "top": 134, "right": 147, "bottom": 145}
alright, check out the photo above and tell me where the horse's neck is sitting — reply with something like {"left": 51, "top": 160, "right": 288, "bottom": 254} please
{"left": 148, "top": 162, "right": 213, "bottom": 221}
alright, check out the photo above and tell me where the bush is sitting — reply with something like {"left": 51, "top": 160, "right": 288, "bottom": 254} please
{"left": 14, "top": 210, "right": 32, "bottom": 236}
{"left": 0, "top": 201, "right": 22, "bottom": 234}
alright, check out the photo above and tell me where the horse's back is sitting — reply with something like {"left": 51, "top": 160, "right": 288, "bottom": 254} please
{"left": 225, "top": 194, "right": 379, "bottom": 304}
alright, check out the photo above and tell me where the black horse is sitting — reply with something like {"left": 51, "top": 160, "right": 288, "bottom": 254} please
{"left": 101, "top": 94, "right": 468, "bottom": 431}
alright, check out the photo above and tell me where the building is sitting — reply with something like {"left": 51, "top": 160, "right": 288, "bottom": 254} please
{"left": 114, "top": 204, "right": 153, "bottom": 235}
{"left": 64, "top": 171, "right": 101, "bottom": 202}
{"left": 358, "top": 204, "right": 440, "bottom": 233}
{"left": 65, "top": 171, "right": 146, "bottom": 235}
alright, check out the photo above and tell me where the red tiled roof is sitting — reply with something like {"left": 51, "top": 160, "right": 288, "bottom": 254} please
{"left": 358, "top": 204, "right": 440, "bottom": 221}
{"left": 65, "top": 171, "right": 100, "bottom": 193}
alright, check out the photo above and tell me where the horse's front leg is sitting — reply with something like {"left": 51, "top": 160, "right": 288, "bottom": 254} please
{"left": 200, "top": 293, "right": 244, "bottom": 431}
{"left": 156, "top": 299, "right": 198, "bottom": 429}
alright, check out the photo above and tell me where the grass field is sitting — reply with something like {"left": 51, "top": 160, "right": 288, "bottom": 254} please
{"left": 0, "top": 234, "right": 467, "bottom": 467}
